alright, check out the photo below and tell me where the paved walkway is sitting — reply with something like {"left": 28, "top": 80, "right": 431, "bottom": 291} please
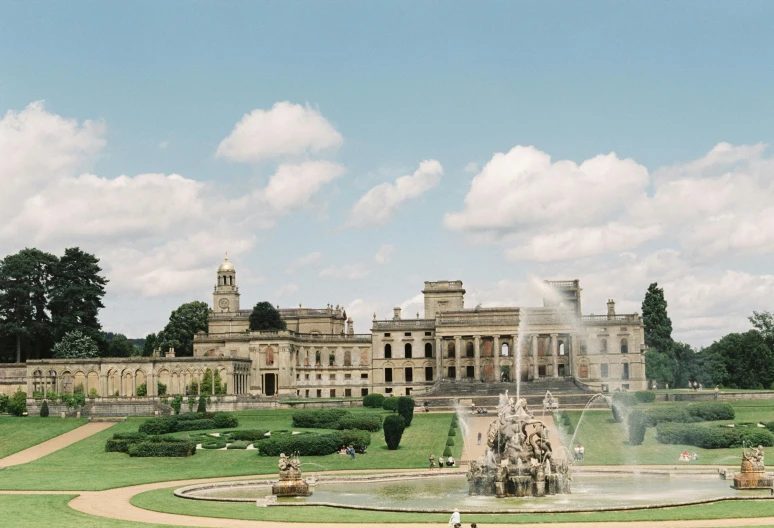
{"left": 0, "top": 422, "right": 115, "bottom": 467}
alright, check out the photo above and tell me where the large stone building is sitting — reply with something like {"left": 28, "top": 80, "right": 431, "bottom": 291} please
{"left": 2, "top": 258, "right": 647, "bottom": 401}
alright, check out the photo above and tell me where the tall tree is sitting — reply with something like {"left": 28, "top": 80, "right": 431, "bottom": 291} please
{"left": 705, "top": 330, "right": 774, "bottom": 389}
{"left": 142, "top": 332, "right": 158, "bottom": 356}
{"left": 52, "top": 330, "right": 100, "bottom": 359}
{"left": 749, "top": 311, "right": 774, "bottom": 351}
{"left": 106, "top": 333, "right": 139, "bottom": 357}
{"left": 641, "top": 282, "right": 674, "bottom": 354}
{"left": 0, "top": 249, "right": 58, "bottom": 362}
{"left": 49, "top": 248, "right": 108, "bottom": 343}
{"left": 249, "top": 302, "right": 286, "bottom": 331}
{"left": 158, "top": 301, "right": 209, "bottom": 357}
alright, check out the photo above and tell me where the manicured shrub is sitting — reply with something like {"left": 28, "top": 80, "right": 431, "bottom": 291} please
{"left": 197, "top": 395, "right": 207, "bottom": 413}
{"left": 258, "top": 433, "right": 341, "bottom": 457}
{"left": 448, "top": 428, "right": 456, "bottom": 436}
{"left": 201, "top": 441, "right": 227, "bottom": 450}
{"left": 363, "top": 393, "right": 385, "bottom": 408}
{"left": 383, "top": 415, "right": 405, "bottom": 450}
{"left": 612, "top": 392, "right": 639, "bottom": 408}
{"left": 635, "top": 391, "right": 656, "bottom": 403}
{"left": 174, "top": 419, "right": 216, "bottom": 432}
{"left": 335, "top": 413, "right": 382, "bottom": 432}
{"left": 337, "top": 429, "right": 371, "bottom": 451}
{"left": 611, "top": 403, "right": 623, "bottom": 423}
{"left": 226, "top": 441, "right": 250, "bottom": 450}
{"left": 442, "top": 446, "right": 452, "bottom": 457}
{"left": 170, "top": 395, "right": 183, "bottom": 415}
{"left": 291, "top": 409, "right": 380, "bottom": 431}
{"left": 40, "top": 400, "right": 49, "bottom": 417}
{"left": 446, "top": 437, "right": 455, "bottom": 446}
{"left": 138, "top": 412, "right": 239, "bottom": 435}
{"left": 228, "top": 429, "right": 269, "bottom": 442}
{"left": 628, "top": 410, "right": 646, "bottom": 445}
{"left": 128, "top": 439, "right": 196, "bottom": 457}
{"left": 644, "top": 407, "right": 692, "bottom": 427}
{"left": 686, "top": 402, "right": 734, "bottom": 421}
{"left": 656, "top": 423, "right": 774, "bottom": 449}
{"left": 398, "top": 396, "right": 415, "bottom": 427}
{"left": 212, "top": 412, "right": 239, "bottom": 428}
{"left": 8, "top": 388, "right": 27, "bottom": 416}
{"left": 382, "top": 397, "right": 399, "bottom": 412}
{"left": 136, "top": 383, "right": 147, "bottom": 397}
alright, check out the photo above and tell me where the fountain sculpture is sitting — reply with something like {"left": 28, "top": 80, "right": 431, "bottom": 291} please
{"left": 272, "top": 453, "right": 312, "bottom": 496}
{"left": 467, "top": 392, "right": 571, "bottom": 497}
{"left": 732, "top": 445, "right": 773, "bottom": 490}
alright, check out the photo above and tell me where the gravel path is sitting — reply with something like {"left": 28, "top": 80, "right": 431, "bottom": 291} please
{"left": 0, "top": 422, "right": 115, "bottom": 467}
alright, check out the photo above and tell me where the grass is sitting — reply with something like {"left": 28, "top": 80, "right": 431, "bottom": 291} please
{"left": 558, "top": 400, "right": 774, "bottom": 466}
{"left": 0, "top": 417, "right": 87, "bottom": 459}
{"left": 0, "top": 409, "right": 459, "bottom": 491}
{"left": 131, "top": 486, "right": 774, "bottom": 524}
{"left": 0, "top": 494, "right": 175, "bottom": 528}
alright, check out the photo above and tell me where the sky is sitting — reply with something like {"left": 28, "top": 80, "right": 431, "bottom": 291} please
{"left": 1, "top": 1, "right": 773, "bottom": 346}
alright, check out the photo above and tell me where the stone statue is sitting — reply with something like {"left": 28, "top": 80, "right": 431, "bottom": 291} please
{"left": 273, "top": 453, "right": 311, "bottom": 497}
{"left": 733, "top": 445, "right": 773, "bottom": 489}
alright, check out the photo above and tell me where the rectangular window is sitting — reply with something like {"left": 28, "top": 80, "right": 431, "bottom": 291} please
{"left": 361, "top": 373, "right": 368, "bottom": 379}
{"left": 384, "top": 333, "right": 391, "bottom": 337}
{"left": 330, "top": 374, "right": 336, "bottom": 380}
{"left": 345, "top": 388, "right": 352, "bottom": 397}
{"left": 316, "top": 389, "right": 322, "bottom": 398}
{"left": 305, "top": 374, "right": 310, "bottom": 380}
{"left": 405, "top": 367, "right": 413, "bottom": 382}
{"left": 425, "top": 331, "right": 432, "bottom": 336}
{"left": 361, "top": 388, "right": 368, "bottom": 396}
{"left": 385, "top": 387, "right": 393, "bottom": 394}
{"left": 316, "top": 374, "right": 322, "bottom": 380}
{"left": 404, "top": 332, "right": 412, "bottom": 337}
{"left": 385, "top": 368, "right": 393, "bottom": 382}
{"left": 296, "top": 374, "right": 299, "bottom": 380}
{"left": 601, "top": 364, "right": 609, "bottom": 378}
{"left": 622, "top": 363, "right": 630, "bottom": 380}
{"left": 447, "top": 366, "right": 456, "bottom": 378}
{"left": 330, "top": 389, "right": 336, "bottom": 398}
{"left": 305, "top": 389, "right": 309, "bottom": 398}
{"left": 425, "top": 366, "right": 433, "bottom": 381}
{"left": 344, "top": 373, "right": 351, "bottom": 380}
{"left": 622, "top": 383, "right": 630, "bottom": 390}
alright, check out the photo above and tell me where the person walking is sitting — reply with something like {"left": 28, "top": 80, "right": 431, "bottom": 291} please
{"left": 429, "top": 453, "right": 436, "bottom": 469}
{"left": 439, "top": 456, "right": 445, "bottom": 468}
{"left": 449, "top": 508, "right": 461, "bottom": 527}
{"left": 579, "top": 445, "right": 585, "bottom": 461}
{"left": 714, "top": 386, "right": 720, "bottom": 400}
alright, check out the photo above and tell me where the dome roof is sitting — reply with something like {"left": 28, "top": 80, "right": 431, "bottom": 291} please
{"left": 218, "top": 255, "right": 235, "bottom": 272}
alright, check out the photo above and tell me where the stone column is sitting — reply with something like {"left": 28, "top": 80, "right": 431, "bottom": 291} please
{"left": 494, "top": 335, "right": 501, "bottom": 382}
{"left": 26, "top": 372, "right": 33, "bottom": 396}
{"left": 551, "top": 334, "right": 559, "bottom": 378}
{"left": 474, "top": 335, "right": 481, "bottom": 381}
{"left": 148, "top": 370, "right": 157, "bottom": 397}
{"left": 512, "top": 335, "right": 519, "bottom": 382}
{"left": 454, "top": 336, "right": 462, "bottom": 380}
{"left": 435, "top": 337, "right": 442, "bottom": 381}
{"left": 229, "top": 370, "right": 235, "bottom": 396}
{"left": 530, "top": 334, "right": 538, "bottom": 379}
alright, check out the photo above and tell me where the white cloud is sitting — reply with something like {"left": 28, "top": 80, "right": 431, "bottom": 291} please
{"left": 348, "top": 159, "right": 443, "bottom": 226}
{"left": 216, "top": 101, "right": 343, "bottom": 164}
{"left": 374, "top": 244, "right": 394, "bottom": 264}
{"left": 319, "top": 263, "right": 370, "bottom": 280}
{"left": 464, "top": 162, "right": 479, "bottom": 173}
{"left": 285, "top": 251, "right": 323, "bottom": 274}
{"left": 253, "top": 161, "right": 346, "bottom": 213}
{"left": 273, "top": 283, "right": 299, "bottom": 298}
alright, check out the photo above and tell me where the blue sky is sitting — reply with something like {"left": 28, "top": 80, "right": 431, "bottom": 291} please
{"left": 1, "top": 1, "right": 773, "bottom": 345}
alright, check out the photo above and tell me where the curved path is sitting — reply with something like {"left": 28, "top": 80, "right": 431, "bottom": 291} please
{"left": 0, "top": 422, "right": 115, "bottom": 467}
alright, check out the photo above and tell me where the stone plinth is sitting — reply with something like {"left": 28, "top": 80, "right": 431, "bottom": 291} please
{"left": 732, "top": 447, "right": 773, "bottom": 490}
{"left": 272, "top": 454, "right": 311, "bottom": 497}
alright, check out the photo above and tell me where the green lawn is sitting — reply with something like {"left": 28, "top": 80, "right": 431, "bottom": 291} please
{"left": 132, "top": 486, "right": 774, "bottom": 524}
{"left": 556, "top": 400, "right": 774, "bottom": 466}
{"left": 0, "top": 410, "right": 459, "bottom": 491}
{"left": 0, "top": 417, "right": 87, "bottom": 459}
{"left": 0, "top": 495, "right": 175, "bottom": 528}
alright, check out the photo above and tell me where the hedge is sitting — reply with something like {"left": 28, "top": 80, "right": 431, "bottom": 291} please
{"left": 398, "top": 396, "right": 415, "bottom": 427}
{"left": 40, "top": 400, "right": 49, "bottom": 417}
{"left": 448, "top": 428, "right": 456, "bottom": 437}
{"left": 201, "top": 441, "right": 227, "bottom": 450}
{"left": 383, "top": 415, "right": 405, "bottom": 450}
{"left": 382, "top": 398, "right": 399, "bottom": 412}
{"left": 611, "top": 392, "right": 639, "bottom": 408}
{"left": 128, "top": 439, "right": 196, "bottom": 457}
{"left": 363, "top": 393, "right": 385, "bottom": 408}
{"left": 446, "top": 437, "right": 455, "bottom": 446}
{"left": 258, "top": 433, "right": 341, "bottom": 457}
{"left": 226, "top": 441, "right": 251, "bottom": 450}
{"left": 635, "top": 391, "right": 656, "bottom": 403}
{"left": 228, "top": 429, "right": 269, "bottom": 442}
{"left": 291, "top": 409, "right": 381, "bottom": 432}
{"left": 337, "top": 429, "right": 371, "bottom": 451}
{"left": 628, "top": 410, "right": 646, "bottom": 445}
{"left": 442, "top": 446, "right": 452, "bottom": 457}
{"left": 686, "top": 402, "right": 734, "bottom": 421}
{"left": 656, "top": 423, "right": 774, "bottom": 449}
{"left": 138, "top": 412, "right": 239, "bottom": 435}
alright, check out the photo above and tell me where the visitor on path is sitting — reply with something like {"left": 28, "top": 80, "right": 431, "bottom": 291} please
{"left": 439, "top": 456, "right": 445, "bottom": 468}
{"left": 429, "top": 454, "right": 436, "bottom": 468}
{"left": 447, "top": 456, "right": 456, "bottom": 467}
{"left": 348, "top": 445, "right": 356, "bottom": 460}
{"left": 477, "top": 432, "right": 482, "bottom": 445}
{"left": 714, "top": 386, "right": 720, "bottom": 400}
{"left": 574, "top": 445, "right": 580, "bottom": 461}
{"left": 579, "top": 445, "right": 585, "bottom": 460}
{"left": 449, "top": 508, "right": 461, "bottom": 527}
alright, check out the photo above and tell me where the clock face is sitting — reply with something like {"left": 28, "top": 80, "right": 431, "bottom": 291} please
{"left": 219, "top": 298, "right": 230, "bottom": 309}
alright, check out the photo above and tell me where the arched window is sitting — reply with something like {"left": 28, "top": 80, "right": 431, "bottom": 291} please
{"left": 447, "top": 341, "right": 455, "bottom": 358}
{"left": 620, "top": 338, "right": 628, "bottom": 354}
{"left": 404, "top": 343, "right": 412, "bottom": 359}
{"left": 265, "top": 347, "right": 274, "bottom": 366}
{"left": 344, "top": 350, "right": 352, "bottom": 366}
{"left": 466, "top": 341, "right": 474, "bottom": 358}
{"left": 501, "top": 343, "right": 509, "bottom": 356}
{"left": 384, "top": 344, "right": 392, "bottom": 359}
{"left": 579, "top": 362, "right": 589, "bottom": 378}
{"left": 600, "top": 339, "right": 608, "bottom": 354}
{"left": 424, "top": 342, "right": 432, "bottom": 358}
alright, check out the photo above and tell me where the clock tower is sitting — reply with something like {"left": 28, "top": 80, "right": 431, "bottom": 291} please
{"left": 213, "top": 255, "right": 240, "bottom": 312}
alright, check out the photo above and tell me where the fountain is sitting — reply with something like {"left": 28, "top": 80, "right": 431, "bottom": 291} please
{"left": 732, "top": 445, "right": 773, "bottom": 490}
{"left": 271, "top": 453, "right": 312, "bottom": 497}
{"left": 466, "top": 391, "right": 571, "bottom": 497}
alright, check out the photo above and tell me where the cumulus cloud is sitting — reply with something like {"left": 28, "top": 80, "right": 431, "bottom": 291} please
{"left": 285, "top": 251, "right": 323, "bottom": 274}
{"left": 216, "top": 101, "right": 343, "bottom": 164}
{"left": 374, "top": 244, "right": 394, "bottom": 264}
{"left": 254, "top": 161, "right": 346, "bottom": 213}
{"left": 348, "top": 159, "right": 443, "bottom": 226}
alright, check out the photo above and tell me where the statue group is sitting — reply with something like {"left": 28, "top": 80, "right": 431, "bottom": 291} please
{"left": 732, "top": 445, "right": 773, "bottom": 490}
{"left": 467, "top": 392, "right": 571, "bottom": 497}
{"left": 272, "top": 453, "right": 312, "bottom": 497}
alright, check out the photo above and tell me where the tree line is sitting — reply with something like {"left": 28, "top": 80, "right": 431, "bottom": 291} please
{"left": 643, "top": 283, "right": 774, "bottom": 390}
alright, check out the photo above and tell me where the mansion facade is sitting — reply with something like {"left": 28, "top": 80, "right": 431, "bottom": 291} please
{"left": 3, "top": 258, "right": 647, "bottom": 400}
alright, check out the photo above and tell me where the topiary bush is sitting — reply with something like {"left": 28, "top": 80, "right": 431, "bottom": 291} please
{"left": 337, "top": 429, "right": 371, "bottom": 452}
{"left": 656, "top": 423, "right": 774, "bottom": 449}
{"left": 644, "top": 407, "right": 692, "bottom": 427}
{"left": 446, "top": 437, "right": 455, "bottom": 446}
{"left": 201, "top": 441, "right": 227, "bottom": 450}
{"left": 138, "top": 412, "right": 239, "bottom": 435}
{"left": 442, "top": 446, "right": 452, "bottom": 457}
{"left": 686, "top": 402, "right": 734, "bottom": 421}
{"left": 363, "top": 393, "right": 385, "bottom": 408}
{"left": 128, "top": 438, "right": 196, "bottom": 457}
{"left": 383, "top": 415, "right": 405, "bottom": 450}
{"left": 628, "top": 410, "right": 646, "bottom": 445}
{"left": 258, "top": 433, "right": 341, "bottom": 457}
{"left": 212, "top": 412, "right": 239, "bottom": 428}
{"left": 228, "top": 429, "right": 269, "bottom": 442}
{"left": 448, "top": 428, "right": 456, "bottom": 436}
{"left": 397, "top": 396, "right": 415, "bottom": 427}
{"left": 335, "top": 413, "right": 382, "bottom": 432}
{"left": 197, "top": 395, "right": 207, "bottom": 413}
{"left": 40, "top": 400, "right": 49, "bottom": 417}
{"left": 226, "top": 441, "right": 250, "bottom": 450}
{"left": 8, "top": 388, "right": 27, "bottom": 416}
{"left": 382, "top": 397, "right": 399, "bottom": 412}
{"left": 170, "top": 395, "right": 183, "bottom": 415}
{"left": 291, "top": 409, "right": 381, "bottom": 431}
{"left": 635, "top": 391, "right": 656, "bottom": 403}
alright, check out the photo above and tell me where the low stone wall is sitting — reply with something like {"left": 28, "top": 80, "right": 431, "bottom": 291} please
{"left": 0, "top": 363, "right": 26, "bottom": 396}
{"left": 670, "top": 392, "right": 774, "bottom": 402}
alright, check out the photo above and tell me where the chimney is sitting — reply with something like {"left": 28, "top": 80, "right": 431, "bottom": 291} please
{"left": 347, "top": 317, "right": 354, "bottom": 335}
{"left": 393, "top": 307, "right": 402, "bottom": 320}
{"left": 166, "top": 347, "right": 176, "bottom": 358}
{"left": 607, "top": 299, "right": 616, "bottom": 319}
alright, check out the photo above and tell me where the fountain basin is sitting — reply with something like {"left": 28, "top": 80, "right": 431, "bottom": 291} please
{"left": 175, "top": 471, "right": 771, "bottom": 513}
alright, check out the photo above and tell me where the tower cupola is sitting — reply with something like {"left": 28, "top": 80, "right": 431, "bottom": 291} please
{"left": 214, "top": 254, "right": 240, "bottom": 312}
